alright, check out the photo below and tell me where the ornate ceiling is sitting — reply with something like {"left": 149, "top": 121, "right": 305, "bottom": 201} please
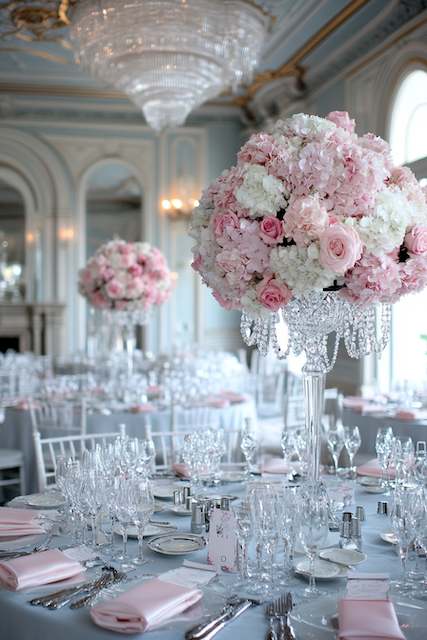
{"left": 0, "top": 0, "right": 425, "bottom": 125}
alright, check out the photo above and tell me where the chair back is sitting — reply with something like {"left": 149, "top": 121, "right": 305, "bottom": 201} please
{"left": 33, "top": 425, "right": 125, "bottom": 492}
{"left": 29, "top": 398, "right": 87, "bottom": 436}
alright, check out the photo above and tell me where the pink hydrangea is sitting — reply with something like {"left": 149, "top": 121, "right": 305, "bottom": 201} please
{"left": 343, "top": 253, "right": 401, "bottom": 304}
{"left": 283, "top": 195, "right": 329, "bottom": 246}
{"left": 237, "top": 132, "right": 277, "bottom": 165}
{"left": 399, "top": 256, "right": 427, "bottom": 296}
{"left": 327, "top": 111, "right": 355, "bottom": 133}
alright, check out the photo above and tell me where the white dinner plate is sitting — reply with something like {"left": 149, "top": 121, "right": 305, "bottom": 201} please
{"left": 147, "top": 533, "right": 205, "bottom": 555}
{"left": 167, "top": 505, "right": 192, "bottom": 516}
{"left": 380, "top": 531, "right": 398, "bottom": 545}
{"left": 290, "top": 595, "right": 427, "bottom": 640}
{"left": 319, "top": 548, "right": 367, "bottom": 566}
{"left": 220, "top": 471, "right": 246, "bottom": 483}
{"left": 358, "top": 476, "right": 382, "bottom": 487}
{"left": 24, "top": 493, "right": 65, "bottom": 509}
{"left": 152, "top": 481, "right": 190, "bottom": 500}
{"left": 363, "top": 485, "right": 385, "bottom": 494}
{"left": 294, "top": 558, "right": 344, "bottom": 580}
{"left": 0, "top": 532, "right": 50, "bottom": 552}
{"left": 113, "top": 523, "right": 177, "bottom": 538}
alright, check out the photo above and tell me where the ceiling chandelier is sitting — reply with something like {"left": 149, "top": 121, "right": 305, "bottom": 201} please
{"left": 69, "top": 0, "right": 272, "bottom": 131}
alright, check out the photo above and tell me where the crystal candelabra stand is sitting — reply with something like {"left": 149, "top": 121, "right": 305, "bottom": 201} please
{"left": 241, "top": 291, "right": 391, "bottom": 482}
{"left": 104, "top": 309, "right": 150, "bottom": 376}
{"left": 70, "top": 0, "right": 270, "bottom": 131}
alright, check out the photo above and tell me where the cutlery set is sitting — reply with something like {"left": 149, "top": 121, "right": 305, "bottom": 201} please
{"left": 29, "top": 566, "right": 126, "bottom": 610}
{"left": 264, "top": 593, "right": 295, "bottom": 640}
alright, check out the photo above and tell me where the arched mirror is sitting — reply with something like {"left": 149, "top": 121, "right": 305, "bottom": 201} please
{"left": 0, "top": 179, "right": 25, "bottom": 306}
{"left": 85, "top": 162, "right": 143, "bottom": 259}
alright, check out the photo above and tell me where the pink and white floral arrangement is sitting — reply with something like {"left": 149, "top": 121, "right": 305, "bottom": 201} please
{"left": 190, "top": 112, "right": 427, "bottom": 317}
{"left": 78, "top": 239, "right": 175, "bottom": 312}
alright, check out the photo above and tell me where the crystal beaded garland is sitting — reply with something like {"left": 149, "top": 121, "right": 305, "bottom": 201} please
{"left": 70, "top": 0, "right": 270, "bottom": 131}
{"left": 240, "top": 291, "right": 392, "bottom": 374}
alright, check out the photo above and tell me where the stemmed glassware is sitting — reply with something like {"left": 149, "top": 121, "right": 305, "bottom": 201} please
{"left": 326, "top": 430, "right": 345, "bottom": 475}
{"left": 343, "top": 426, "right": 361, "bottom": 478}
{"left": 241, "top": 422, "right": 257, "bottom": 479}
{"left": 298, "top": 485, "right": 329, "bottom": 598}
{"left": 390, "top": 488, "right": 417, "bottom": 595}
{"left": 131, "top": 477, "right": 155, "bottom": 565}
{"left": 232, "top": 501, "right": 252, "bottom": 589}
{"left": 376, "top": 426, "right": 393, "bottom": 492}
{"left": 248, "top": 482, "right": 280, "bottom": 598}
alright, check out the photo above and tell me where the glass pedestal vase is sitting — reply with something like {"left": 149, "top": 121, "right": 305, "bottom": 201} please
{"left": 103, "top": 309, "right": 149, "bottom": 378}
{"left": 241, "top": 291, "right": 391, "bottom": 484}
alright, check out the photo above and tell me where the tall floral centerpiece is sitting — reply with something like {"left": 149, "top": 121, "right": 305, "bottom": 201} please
{"left": 190, "top": 111, "right": 427, "bottom": 482}
{"left": 79, "top": 239, "right": 175, "bottom": 371}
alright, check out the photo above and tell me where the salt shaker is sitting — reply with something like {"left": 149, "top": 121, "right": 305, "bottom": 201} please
{"left": 191, "top": 501, "right": 205, "bottom": 535}
{"left": 351, "top": 517, "right": 362, "bottom": 551}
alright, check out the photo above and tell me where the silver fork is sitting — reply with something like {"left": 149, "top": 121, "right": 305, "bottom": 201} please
{"left": 265, "top": 602, "right": 278, "bottom": 640}
{"left": 276, "top": 593, "right": 296, "bottom": 640}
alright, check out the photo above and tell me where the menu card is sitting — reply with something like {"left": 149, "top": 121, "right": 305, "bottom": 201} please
{"left": 207, "top": 508, "right": 238, "bottom": 572}
{"left": 346, "top": 573, "right": 390, "bottom": 600}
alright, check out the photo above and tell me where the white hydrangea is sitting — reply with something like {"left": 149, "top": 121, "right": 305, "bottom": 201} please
{"left": 241, "top": 288, "right": 270, "bottom": 319}
{"left": 236, "top": 164, "right": 286, "bottom": 217}
{"left": 274, "top": 113, "right": 336, "bottom": 139}
{"left": 356, "top": 189, "right": 410, "bottom": 255}
{"left": 189, "top": 204, "right": 211, "bottom": 240}
{"left": 270, "top": 243, "right": 336, "bottom": 293}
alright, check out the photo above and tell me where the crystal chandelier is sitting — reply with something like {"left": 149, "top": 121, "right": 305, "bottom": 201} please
{"left": 69, "top": 0, "right": 271, "bottom": 131}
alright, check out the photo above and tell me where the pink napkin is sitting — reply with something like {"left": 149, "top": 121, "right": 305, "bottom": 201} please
{"left": 205, "top": 396, "right": 230, "bottom": 409}
{"left": 338, "top": 598, "right": 405, "bottom": 639}
{"left": 90, "top": 577, "right": 202, "bottom": 634}
{"left": 357, "top": 459, "right": 395, "bottom": 480}
{"left": 171, "top": 462, "right": 190, "bottom": 479}
{"left": 343, "top": 396, "right": 367, "bottom": 412}
{"left": 219, "top": 391, "right": 246, "bottom": 403}
{"left": 0, "top": 549, "right": 84, "bottom": 591}
{"left": 0, "top": 507, "right": 45, "bottom": 537}
{"left": 129, "top": 403, "right": 155, "bottom": 414}
{"left": 147, "top": 385, "right": 162, "bottom": 395}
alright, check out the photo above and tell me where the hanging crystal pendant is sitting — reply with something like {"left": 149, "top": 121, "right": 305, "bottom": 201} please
{"left": 241, "top": 291, "right": 392, "bottom": 482}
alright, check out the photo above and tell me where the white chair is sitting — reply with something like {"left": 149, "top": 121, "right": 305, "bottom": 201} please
{"left": 145, "top": 426, "right": 244, "bottom": 473}
{"left": 0, "top": 449, "right": 25, "bottom": 497}
{"left": 29, "top": 398, "right": 87, "bottom": 436}
{"left": 170, "top": 404, "right": 220, "bottom": 431}
{"left": 33, "top": 425, "right": 125, "bottom": 492}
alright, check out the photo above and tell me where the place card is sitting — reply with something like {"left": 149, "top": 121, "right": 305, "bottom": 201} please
{"left": 346, "top": 572, "right": 390, "bottom": 600}
{"left": 159, "top": 565, "right": 216, "bottom": 588}
{"left": 207, "top": 508, "right": 238, "bottom": 572}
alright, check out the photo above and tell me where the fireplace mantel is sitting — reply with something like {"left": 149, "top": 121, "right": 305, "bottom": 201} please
{"left": 0, "top": 302, "right": 65, "bottom": 356}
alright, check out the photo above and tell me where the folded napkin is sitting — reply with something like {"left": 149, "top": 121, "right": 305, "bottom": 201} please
{"left": 0, "top": 549, "right": 84, "bottom": 591}
{"left": 338, "top": 598, "right": 405, "bottom": 640}
{"left": 90, "top": 577, "right": 202, "bottom": 634}
{"left": 205, "top": 396, "right": 230, "bottom": 409}
{"left": 357, "top": 459, "right": 395, "bottom": 479}
{"left": 0, "top": 507, "right": 45, "bottom": 537}
{"left": 261, "top": 458, "right": 295, "bottom": 475}
{"left": 0, "top": 507, "right": 39, "bottom": 525}
{"left": 394, "top": 409, "right": 427, "bottom": 421}
{"left": 171, "top": 462, "right": 190, "bottom": 479}
{"left": 343, "top": 396, "right": 367, "bottom": 412}
{"left": 129, "top": 403, "right": 155, "bottom": 414}
{"left": 219, "top": 391, "right": 245, "bottom": 403}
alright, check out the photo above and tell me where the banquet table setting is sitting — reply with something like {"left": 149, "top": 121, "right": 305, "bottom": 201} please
{"left": 0, "top": 433, "right": 427, "bottom": 640}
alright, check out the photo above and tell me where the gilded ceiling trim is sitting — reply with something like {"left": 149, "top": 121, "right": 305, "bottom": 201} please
{"left": 233, "top": 0, "right": 371, "bottom": 106}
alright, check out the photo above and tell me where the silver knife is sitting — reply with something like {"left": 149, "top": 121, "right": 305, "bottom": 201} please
{"left": 188, "top": 600, "right": 252, "bottom": 640}
{"left": 185, "top": 602, "right": 237, "bottom": 640}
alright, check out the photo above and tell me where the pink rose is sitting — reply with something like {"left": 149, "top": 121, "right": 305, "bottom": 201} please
{"left": 128, "top": 263, "right": 143, "bottom": 277}
{"left": 213, "top": 212, "right": 239, "bottom": 237}
{"left": 90, "top": 290, "right": 110, "bottom": 309}
{"left": 283, "top": 195, "right": 329, "bottom": 246}
{"left": 319, "top": 224, "right": 362, "bottom": 275}
{"left": 404, "top": 226, "right": 427, "bottom": 256}
{"left": 327, "top": 111, "right": 355, "bottom": 133}
{"left": 105, "top": 278, "right": 125, "bottom": 299}
{"left": 256, "top": 277, "right": 292, "bottom": 311}
{"left": 259, "top": 216, "right": 285, "bottom": 245}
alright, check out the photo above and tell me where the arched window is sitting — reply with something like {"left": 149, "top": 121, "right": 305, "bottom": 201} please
{"left": 378, "top": 68, "right": 427, "bottom": 393}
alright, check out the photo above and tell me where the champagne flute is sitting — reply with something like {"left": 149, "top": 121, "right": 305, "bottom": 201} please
{"left": 344, "top": 426, "right": 361, "bottom": 478}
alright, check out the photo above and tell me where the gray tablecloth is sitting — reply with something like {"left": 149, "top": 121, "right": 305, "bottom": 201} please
{"left": 344, "top": 407, "right": 427, "bottom": 455}
{"left": 0, "top": 400, "right": 256, "bottom": 494}
{"left": 1, "top": 480, "right": 426, "bottom": 640}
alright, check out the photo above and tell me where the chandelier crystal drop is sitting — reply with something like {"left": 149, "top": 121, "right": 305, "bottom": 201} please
{"left": 70, "top": 0, "right": 270, "bottom": 131}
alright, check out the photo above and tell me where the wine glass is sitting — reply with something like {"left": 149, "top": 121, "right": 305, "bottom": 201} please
{"left": 326, "top": 430, "right": 345, "bottom": 475}
{"left": 131, "top": 478, "right": 154, "bottom": 565}
{"left": 298, "top": 485, "right": 329, "bottom": 598}
{"left": 376, "top": 426, "right": 393, "bottom": 489}
{"left": 241, "top": 424, "right": 257, "bottom": 479}
{"left": 343, "top": 426, "right": 361, "bottom": 478}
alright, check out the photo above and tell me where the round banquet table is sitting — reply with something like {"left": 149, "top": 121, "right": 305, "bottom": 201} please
{"left": 0, "top": 399, "right": 256, "bottom": 494}
{"left": 1, "top": 479, "right": 427, "bottom": 640}
{"left": 343, "top": 407, "right": 427, "bottom": 455}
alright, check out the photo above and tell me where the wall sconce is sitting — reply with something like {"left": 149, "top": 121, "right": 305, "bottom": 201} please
{"left": 58, "top": 226, "right": 75, "bottom": 243}
{"left": 161, "top": 197, "right": 199, "bottom": 221}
